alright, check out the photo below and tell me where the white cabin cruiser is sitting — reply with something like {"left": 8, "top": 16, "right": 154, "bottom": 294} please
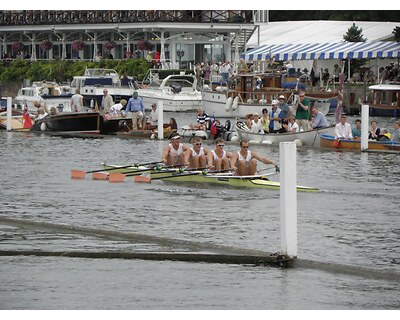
{"left": 136, "top": 73, "right": 203, "bottom": 112}
{"left": 14, "top": 81, "right": 73, "bottom": 113}
{"left": 70, "top": 68, "right": 136, "bottom": 106}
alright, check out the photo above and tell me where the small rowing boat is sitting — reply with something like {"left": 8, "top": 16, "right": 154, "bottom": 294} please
{"left": 101, "top": 164, "right": 319, "bottom": 192}
{"left": 320, "top": 134, "right": 400, "bottom": 152}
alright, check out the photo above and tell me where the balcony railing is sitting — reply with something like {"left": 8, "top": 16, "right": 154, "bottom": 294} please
{"left": 0, "top": 10, "right": 253, "bottom": 26}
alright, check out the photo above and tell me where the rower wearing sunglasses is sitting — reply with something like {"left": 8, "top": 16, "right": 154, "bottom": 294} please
{"left": 230, "top": 139, "right": 279, "bottom": 176}
{"left": 207, "top": 138, "right": 232, "bottom": 171}
{"left": 161, "top": 133, "right": 190, "bottom": 166}
{"left": 184, "top": 137, "right": 211, "bottom": 169}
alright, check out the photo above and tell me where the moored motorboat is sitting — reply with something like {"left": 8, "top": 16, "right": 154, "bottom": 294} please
{"left": 30, "top": 111, "right": 101, "bottom": 134}
{"left": 320, "top": 134, "right": 400, "bottom": 152}
{"left": 368, "top": 84, "right": 400, "bottom": 117}
{"left": 14, "top": 81, "right": 73, "bottom": 113}
{"left": 235, "top": 120, "right": 335, "bottom": 146}
{"left": 70, "top": 68, "right": 136, "bottom": 106}
{"left": 136, "top": 73, "right": 203, "bottom": 112}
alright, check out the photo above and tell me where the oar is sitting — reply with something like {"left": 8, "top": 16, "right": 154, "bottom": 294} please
{"left": 107, "top": 164, "right": 184, "bottom": 183}
{"left": 134, "top": 168, "right": 233, "bottom": 184}
{"left": 92, "top": 161, "right": 165, "bottom": 180}
{"left": 71, "top": 161, "right": 162, "bottom": 179}
{"left": 134, "top": 171, "right": 203, "bottom": 183}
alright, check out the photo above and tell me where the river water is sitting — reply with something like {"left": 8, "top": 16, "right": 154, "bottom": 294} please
{"left": 0, "top": 113, "right": 399, "bottom": 310}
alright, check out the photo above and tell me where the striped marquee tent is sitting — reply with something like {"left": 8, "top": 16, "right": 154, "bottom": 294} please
{"left": 242, "top": 41, "right": 400, "bottom": 61}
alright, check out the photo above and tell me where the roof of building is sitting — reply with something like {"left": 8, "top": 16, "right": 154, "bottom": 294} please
{"left": 247, "top": 20, "right": 399, "bottom": 48}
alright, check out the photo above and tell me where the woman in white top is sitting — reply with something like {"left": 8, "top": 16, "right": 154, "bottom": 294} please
{"left": 250, "top": 113, "right": 263, "bottom": 133}
{"left": 184, "top": 137, "right": 210, "bottom": 169}
{"left": 230, "top": 139, "right": 278, "bottom": 176}
{"left": 283, "top": 116, "right": 299, "bottom": 133}
{"left": 207, "top": 138, "right": 232, "bottom": 171}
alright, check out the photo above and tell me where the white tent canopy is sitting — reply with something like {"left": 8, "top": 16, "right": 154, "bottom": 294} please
{"left": 242, "top": 41, "right": 400, "bottom": 61}
{"left": 247, "top": 20, "right": 399, "bottom": 48}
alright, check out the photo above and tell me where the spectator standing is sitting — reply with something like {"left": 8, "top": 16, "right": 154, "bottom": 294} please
{"left": 294, "top": 91, "right": 310, "bottom": 131}
{"left": 125, "top": 91, "right": 145, "bottom": 130}
{"left": 71, "top": 89, "right": 84, "bottom": 112}
{"left": 101, "top": 89, "right": 114, "bottom": 114}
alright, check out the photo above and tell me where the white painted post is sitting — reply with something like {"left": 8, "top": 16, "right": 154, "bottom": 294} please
{"left": 280, "top": 142, "right": 297, "bottom": 258}
{"left": 157, "top": 100, "right": 164, "bottom": 140}
{"left": 361, "top": 104, "right": 369, "bottom": 151}
{"left": 6, "top": 97, "right": 12, "bottom": 131}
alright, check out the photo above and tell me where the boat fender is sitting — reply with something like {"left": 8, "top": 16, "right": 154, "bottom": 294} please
{"left": 232, "top": 96, "right": 239, "bottom": 111}
{"left": 195, "top": 131, "right": 207, "bottom": 140}
{"left": 225, "top": 119, "right": 231, "bottom": 131}
{"left": 225, "top": 96, "right": 233, "bottom": 112}
{"left": 294, "top": 139, "right": 303, "bottom": 147}
{"left": 262, "top": 140, "right": 272, "bottom": 145}
{"left": 40, "top": 122, "right": 46, "bottom": 131}
{"left": 230, "top": 134, "right": 239, "bottom": 143}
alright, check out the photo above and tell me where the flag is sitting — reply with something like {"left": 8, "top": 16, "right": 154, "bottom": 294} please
{"left": 210, "top": 113, "right": 217, "bottom": 138}
{"left": 335, "top": 73, "right": 345, "bottom": 124}
{"left": 23, "top": 107, "right": 33, "bottom": 129}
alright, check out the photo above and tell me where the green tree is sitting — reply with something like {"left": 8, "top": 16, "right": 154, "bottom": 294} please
{"left": 343, "top": 22, "right": 367, "bottom": 42}
{"left": 342, "top": 23, "right": 367, "bottom": 80}
{"left": 393, "top": 26, "right": 400, "bottom": 42}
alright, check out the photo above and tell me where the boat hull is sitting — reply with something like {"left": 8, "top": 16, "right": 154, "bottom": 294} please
{"left": 100, "top": 117, "right": 133, "bottom": 134}
{"left": 115, "top": 126, "right": 176, "bottom": 139}
{"left": 137, "top": 90, "right": 203, "bottom": 112}
{"left": 236, "top": 122, "right": 336, "bottom": 146}
{"left": 320, "top": 134, "right": 400, "bottom": 151}
{"left": 153, "top": 172, "right": 319, "bottom": 192}
{"left": 30, "top": 112, "right": 101, "bottom": 134}
{"left": 102, "top": 165, "right": 319, "bottom": 192}
{"left": 201, "top": 90, "right": 330, "bottom": 118}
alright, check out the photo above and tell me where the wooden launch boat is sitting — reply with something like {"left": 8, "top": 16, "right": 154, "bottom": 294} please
{"left": 320, "top": 134, "right": 400, "bottom": 152}
{"left": 30, "top": 111, "right": 101, "bottom": 134}
{"left": 202, "top": 72, "right": 337, "bottom": 118}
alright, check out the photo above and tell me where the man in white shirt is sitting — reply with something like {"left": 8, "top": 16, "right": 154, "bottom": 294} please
{"left": 335, "top": 115, "right": 353, "bottom": 139}
{"left": 71, "top": 89, "right": 84, "bottom": 112}
{"left": 149, "top": 103, "right": 158, "bottom": 127}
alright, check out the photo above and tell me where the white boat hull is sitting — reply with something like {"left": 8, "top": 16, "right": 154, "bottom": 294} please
{"left": 14, "top": 96, "right": 73, "bottom": 113}
{"left": 137, "top": 89, "right": 203, "bottom": 112}
{"left": 201, "top": 90, "right": 330, "bottom": 118}
{"left": 236, "top": 122, "right": 336, "bottom": 147}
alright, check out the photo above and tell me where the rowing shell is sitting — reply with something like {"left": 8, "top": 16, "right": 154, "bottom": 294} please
{"left": 149, "top": 171, "right": 319, "bottom": 192}
{"left": 102, "top": 164, "right": 319, "bottom": 192}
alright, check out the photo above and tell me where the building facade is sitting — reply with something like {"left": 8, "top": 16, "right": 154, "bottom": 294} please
{"left": 0, "top": 10, "right": 258, "bottom": 68}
